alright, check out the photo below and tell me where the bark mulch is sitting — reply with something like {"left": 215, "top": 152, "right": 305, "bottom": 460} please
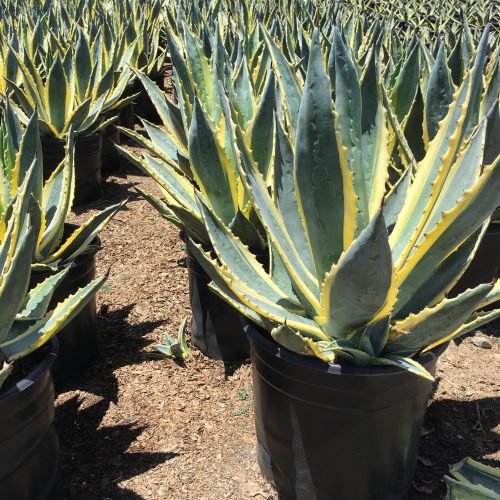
{"left": 56, "top": 163, "right": 499, "bottom": 499}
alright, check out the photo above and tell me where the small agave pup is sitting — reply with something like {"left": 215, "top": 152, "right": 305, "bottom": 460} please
{"left": 188, "top": 26, "right": 500, "bottom": 379}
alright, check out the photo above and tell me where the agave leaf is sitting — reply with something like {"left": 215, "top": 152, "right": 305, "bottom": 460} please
{"left": 75, "top": 27, "right": 92, "bottom": 101}
{"left": 396, "top": 158, "right": 500, "bottom": 308}
{"left": 391, "top": 71, "right": 478, "bottom": 266}
{"left": 197, "top": 195, "right": 302, "bottom": 311}
{"left": 271, "top": 323, "right": 318, "bottom": 357}
{"left": 387, "top": 283, "right": 493, "bottom": 355}
{"left": 43, "top": 200, "right": 124, "bottom": 265}
{"left": 273, "top": 118, "right": 315, "bottom": 275}
{"left": 261, "top": 24, "right": 302, "bottom": 141}
{"left": 223, "top": 93, "right": 320, "bottom": 313}
{"left": 377, "top": 355, "right": 434, "bottom": 381}
{"left": 188, "top": 98, "right": 238, "bottom": 225}
{"left": 37, "top": 130, "right": 75, "bottom": 260}
{"left": 389, "top": 42, "right": 420, "bottom": 125}
{"left": 294, "top": 29, "right": 356, "bottom": 282}
{"left": 16, "top": 268, "right": 69, "bottom": 320}
{"left": 359, "top": 49, "right": 390, "bottom": 222}
{"left": 233, "top": 56, "right": 255, "bottom": 129}
{"left": 424, "top": 42, "right": 453, "bottom": 144}
{"left": 246, "top": 71, "right": 275, "bottom": 179}
{"left": 116, "top": 147, "right": 197, "bottom": 212}
{"left": 46, "top": 56, "right": 69, "bottom": 135}
{"left": 319, "top": 210, "right": 394, "bottom": 339}
{"left": 2, "top": 274, "right": 106, "bottom": 361}
{"left": 187, "top": 239, "right": 269, "bottom": 327}
{"left": 395, "top": 225, "right": 487, "bottom": 318}
{"left": 0, "top": 363, "right": 13, "bottom": 388}
{"left": 0, "top": 222, "right": 34, "bottom": 342}
{"left": 184, "top": 24, "right": 212, "bottom": 114}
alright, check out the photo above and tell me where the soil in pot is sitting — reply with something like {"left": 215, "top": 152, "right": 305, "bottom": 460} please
{"left": 246, "top": 322, "right": 448, "bottom": 500}
{"left": 101, "top": 123, "right": 121, "bottom": 175}
{"left": 41, "top": 134, "right": 102, "bottom": 206}
{"left": 0, "top": 338, "right": 61, "bottom": 500}
{"left": 30, "top": 225, "right": 99, "bottom": 385}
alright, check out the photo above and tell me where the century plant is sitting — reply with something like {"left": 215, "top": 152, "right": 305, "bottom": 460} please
{"left": 117, "top": 22, "right": 273, "bottom": 248}
{"left": 187, "top": 27, "right": 500, "bottom": 380}
{"left": 0, "top": 156, "right": 106, "bottom": 389}
{"left": 0, "top": 102, "right": 124, "bottom": 270}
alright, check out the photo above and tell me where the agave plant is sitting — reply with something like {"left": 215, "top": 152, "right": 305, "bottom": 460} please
{"left": 0, "top": 103, "right": 124, "bottom": 271}
{"left": 0, "top": 157, "right": 106, "bottom": 389}
{"left": 186, "top": 27, "right": 499, "bottom": 380}
{"left": 117, "top": 22, "right": 274, "bottom": 248}
{"left": 445, "top": 458, "right": 500, "bottom": 499}
{"left": 5, "top": 23, "right": 139, "bottom": 138}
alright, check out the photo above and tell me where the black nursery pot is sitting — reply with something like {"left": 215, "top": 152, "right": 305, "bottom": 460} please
{"left": 186, "top": 249, "right": 250, "bottom": 361}
{"left": 246, "top": 322, "right": 447, "bottom": 500}
{"left": 41, "top": 133, "right": 102, "bottom": 206}
{"left": 133, "top": 70, "right": 165, "bottom": 125}
{"left": 452, "top": 225, "right": 500, "bottom": 297}
{"left": 30, "top": 226, "right": 99, "bottom": 384}
{"left": 101, "top": 123, "right": 121, "bottom": 174}
{"left": 0, "top": 338, "right": 61, "bottom": 500}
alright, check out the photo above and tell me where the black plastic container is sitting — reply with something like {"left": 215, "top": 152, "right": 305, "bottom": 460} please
{"left": 246, "top": 322, "right": 447, "bottom": 500}
{"left": 187, "top": 249, "right": 250, "bottom": 360}
{"left": 119, "top": 103, "right": 136, "bottom": 133}
{"left": 30, "top": 227, "right": 99, "bottom": 384}
{"left": 134, "top": 71, "right": 165, "bottom": 125}
{"left": 453, "top": 225, "right": 500, "bottom": 296}
{"left": 41, "top": 134, "right": 102, "bottom": 206}
{"left": 101, "top": 124, "right": 121, "bottom": 174}
{"left": 0, "top": 338, "right": 61, "bottom": 500}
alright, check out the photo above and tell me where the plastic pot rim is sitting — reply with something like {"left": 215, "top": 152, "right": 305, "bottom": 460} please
{"left": 0, "top": 337, "right": 58, "bottom": 402}
{"left": 244, "top": 320, "right": 448, "bottom": 379}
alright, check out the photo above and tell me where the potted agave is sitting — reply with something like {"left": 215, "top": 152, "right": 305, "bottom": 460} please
{"left": 186, "top": 28, "right": 500, "bottom": 499}
{"left": 0, "top": 166, "right": 106, "bottom": 499}
{"left": 7, "top": 28, "right": 133, "bottom": 204}
{"left": 0, "top": 104, "right": 124, "bottom": 380}
{"left": 117, "top": 24, "right": 275, "bottom": 360}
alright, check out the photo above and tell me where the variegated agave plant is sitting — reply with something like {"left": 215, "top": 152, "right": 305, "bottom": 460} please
{"left": 117, "top": 23, "right": 273, "bottom": 248}
{"left": 187, "top": 27, "right": 500, "bottom": 380}
{"left": 0, "top": 153, "right": 105, "bottom": 389}
{"left": 6, "top": 26, "right": 136, "bottom": 138}
{"left": 0, "top": 103, "right": 124, "bottom": 271}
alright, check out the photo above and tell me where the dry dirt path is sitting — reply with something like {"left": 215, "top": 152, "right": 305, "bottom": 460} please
{"left": 56, "top": 164, "right": 499, "bottom": 499}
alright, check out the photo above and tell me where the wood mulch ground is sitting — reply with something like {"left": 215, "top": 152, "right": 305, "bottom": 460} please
{"left": 56, "top": 143, "right": 499, "bottom": 499}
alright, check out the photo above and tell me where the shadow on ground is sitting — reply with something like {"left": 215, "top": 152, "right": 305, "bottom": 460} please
{"left": 56, "top": 395, "right": 177, "bottom": 499}
{"left": 410, "top": 396, "right": 499, "bottom": 499}
{"left": 55, "top": 304, "right": 172, "bottom": 498}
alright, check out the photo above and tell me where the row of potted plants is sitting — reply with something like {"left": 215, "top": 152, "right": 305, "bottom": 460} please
{"left": 0, "top": 0, "right": 498, "bottom": 498}
{"left": 0, "top": 103, "right": 124, "bottom": 496}
{"left": 121, "top": 9, "right": 499, "bottom": 500}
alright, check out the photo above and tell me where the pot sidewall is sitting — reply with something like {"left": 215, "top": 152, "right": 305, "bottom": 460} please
{"left": 0, "top": 338, "right": 61, "bottom": 500}
{"left": 246, "top": 323, "right": 446, "bottom": 500}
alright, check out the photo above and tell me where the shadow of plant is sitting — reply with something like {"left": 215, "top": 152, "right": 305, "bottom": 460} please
{"left": 56, "top": 304, "right": 166, "bottom": 400}
{"left": 56, "top": 395, "right": 177, "bottom": 499}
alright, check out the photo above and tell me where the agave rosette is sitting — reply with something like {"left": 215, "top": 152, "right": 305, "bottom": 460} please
{"left": 0, "top": 103, "right": 125, "bottom": 270}
{"left": 187, "top": 26, "right": 500, "bottom": 379}
{"left": 117, "top": 22, "right": 274, "bottom": 248}
{"left": 0, "top": 146, "right": 106, "bottom": 389}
